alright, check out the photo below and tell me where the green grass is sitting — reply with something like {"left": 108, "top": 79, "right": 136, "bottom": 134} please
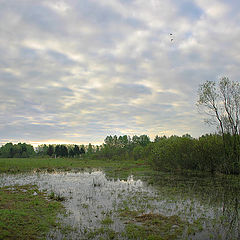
{"left": 0, "top": 157, "right": 152, "bottom": 178}
{"left": 101, "top": 216, "right": 114, "bottom": 225}
{"left": 118, "top": 211, "right": 187, "bottom": 240}
{"left": 87, "top": 227, "right": 117, "bottom": 240}
{"left": 0, "top": 184, "right": 64, "bottom": 240}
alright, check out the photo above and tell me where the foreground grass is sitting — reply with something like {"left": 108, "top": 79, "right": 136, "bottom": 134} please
{"left": 123, "top": 213, "right": 186, "bottom": 240}
{"left": 87, "top": 213, "right": 187, "bottom": 240}
{"left": 0, "top": 184, "right": 63, "bottom": 240}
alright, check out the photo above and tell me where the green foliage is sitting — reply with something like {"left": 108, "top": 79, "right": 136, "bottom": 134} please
{"left": 149, "top": 134, "right": 239, "bottom": 174}
{"left": 1, "top": 131, "right": 240, "bottom": 175}
{"left": 133, "top": 145, "right": 144, "bottom": 160}
{"left": 36, "top": 144, "right": 48, "bottom": 156}
{"left": 132, "top": 135, "right": 150, "bottom": 146}
{"left": 0, "top": 142, "right": 35, "bottom": 158}
{"left": 47, "top": 145, "right": 54, "bottom": 157}
{"left": 73, "top": 145, "right": 80, "bottom": 156}
{"left": 87, "top": 143, "right": 93, "bottom": 155}
{"left": 92, "top": 134, "right": 151, "bottom": 161}
{"left": 196, "top": 134, "right": 224, "bottom": 173}
{"left": 197, "top": 77, "right": 240, "bottom": 173}
{"left": 35, "top": 144, "right": 85, "bottom": 158}
{"left": 79, "top": 145, "right": 85, "bottom": 155}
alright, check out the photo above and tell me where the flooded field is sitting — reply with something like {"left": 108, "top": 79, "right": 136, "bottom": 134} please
{"left": 0, "top": 170, "right": 239, "bottom": 240}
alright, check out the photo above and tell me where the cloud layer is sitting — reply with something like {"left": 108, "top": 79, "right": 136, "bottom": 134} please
{"left": 0, "top": 0, "right": 240, "bottom": 145}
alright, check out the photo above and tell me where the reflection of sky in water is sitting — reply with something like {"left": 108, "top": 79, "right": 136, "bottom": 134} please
{"left": 0, "top": 171, "right": 238, "bottom": 240}
{"left": 0, "top": 171, "right": 153, "bottom": 239}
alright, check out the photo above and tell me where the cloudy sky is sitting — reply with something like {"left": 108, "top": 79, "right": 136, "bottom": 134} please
{"left": 0, "top": 0, "right": 240, "bottom": 145}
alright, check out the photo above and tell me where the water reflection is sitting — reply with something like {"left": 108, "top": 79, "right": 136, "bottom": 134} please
{"left": 0, "top": 170, "right": 240, "bottom": 239}
{"left": 145, "top": 172, "right": 240, "bottom": 240}
{"left": 0, "top": 171, "right": 152, "bottom": 239}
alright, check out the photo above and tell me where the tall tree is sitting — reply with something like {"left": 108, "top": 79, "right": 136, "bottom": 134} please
{"left": 197, "top": 77, "right": 240, "bottom": 136}
{"left": 197, "top": 80, "right": 224, "bottom": 136}
{"left": 219, "top": 77, "right": 240, "bottom": 135}
{"left": 79, "top": 145, "right": 85, "bottom": 155}
{"left": 55, "top": 145, "right": 61, "bottom": 157}
{"left": 73, "top": 145, "right": 80, "bottom": 157}
{"left": 69, "top": 148, "right": 75, "bottom": 158}
{"left": 47, "top": 145, "right": 54, "bottom": 157}
{"left": 87, "top": 143, "right": 93, "bottom": 154}
{"left": 197, "top": 77, "right": 240, "bottom": 172}
{"left": 60, "top": 145, "right": 68, "bottom": 157}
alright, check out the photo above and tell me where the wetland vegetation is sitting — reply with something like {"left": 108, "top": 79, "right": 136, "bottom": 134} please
{"left": 0, "top": 158, "right": 240, "bottom": 239}
{"left": 0, "top": 184, "right": 63, "bottom": 240}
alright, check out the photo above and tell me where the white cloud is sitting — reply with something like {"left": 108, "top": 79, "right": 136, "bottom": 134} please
{"left": 44, "top": 1, "right": 71, "bottom": 15}
{"left": 194, "top": 0, "right": 229, "bottom": 18}
{"left": 0, "top": 0, "right": 239, "bottom": 144}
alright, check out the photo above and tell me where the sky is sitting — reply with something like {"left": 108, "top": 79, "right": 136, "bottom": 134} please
{"left": 0, "top": 0, "right": 240, "bottom": 146}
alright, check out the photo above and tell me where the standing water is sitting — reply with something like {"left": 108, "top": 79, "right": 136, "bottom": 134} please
{"left": 0, "top": 170, "right": 239, "bottom": 239}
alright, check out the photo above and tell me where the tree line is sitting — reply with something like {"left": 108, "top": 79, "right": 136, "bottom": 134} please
{"left": 36, "top": 144, "right": 86, "bottom": 158}
{"left": 0, "top": 132, "right": 239, "bottom": 174}
{"left": 84, "top": 133, "right": 240, "bottom": 174}
{"left": 0, "top": 143, "right": 86, "bottom": 158}
{"left": 0, "top": 77, "right": 239, "bottom": 174}
{"left": 149, "top": 133, "right": 239, "bottom": 174}
{"left": 0, "top": 135, "right": 150, "bottom": 160}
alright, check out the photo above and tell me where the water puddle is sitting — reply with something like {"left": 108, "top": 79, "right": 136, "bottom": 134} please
{"left": 0, "top": 171, "right": 239, "bottom": 239}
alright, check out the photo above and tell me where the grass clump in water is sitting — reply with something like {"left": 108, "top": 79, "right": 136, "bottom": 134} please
{"left": 122, "top": 212, "right": 187, "bottom": 240}
{"left": 101, "top": 216, "right": 114, "bottom": 225}
{"left": 87, "top": 227, "right": 117, "bottom": 239}
{"left": 49, "top": 191, "right": 66, "bottom": 201}
{"left": 0, "top": 184, "right": 64, "bottom": 239}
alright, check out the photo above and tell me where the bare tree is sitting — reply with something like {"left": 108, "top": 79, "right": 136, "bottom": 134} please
{"left": 219, "top": 77, "right": 240, "bottom": 135}
{"left": 197, "top": 80, "right": 224, "bottom": 136}
{"left": 197, "top": 77, "right": 240, "bottom": 136}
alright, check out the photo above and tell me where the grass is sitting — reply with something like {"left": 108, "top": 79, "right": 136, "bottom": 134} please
{"left": 87, "top": 227, "right": 117, "bottom": 240}
{"left": 119, "top": 210, "right": 187, "bottom": 240}
{"left": 49, "top": 191, "right": 66, "bottom": 202}
{"left": 0, "top": 184, "right": 64, "bottom": 240}
{"left": 101, "top": 216, "right": 114, "bottom": 225}
{"left": 0, "top": 157, "right": 153, "bottom": 179}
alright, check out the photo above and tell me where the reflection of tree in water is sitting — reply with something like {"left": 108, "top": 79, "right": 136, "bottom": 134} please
{"left": 210, "top": 178, "right": 240, "bottom": 239}
{"left": 222, "top": 195, "right": 240, "bottom": 239}
{"left": 143, "top": 172, "right": 240, "bottom": 239}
